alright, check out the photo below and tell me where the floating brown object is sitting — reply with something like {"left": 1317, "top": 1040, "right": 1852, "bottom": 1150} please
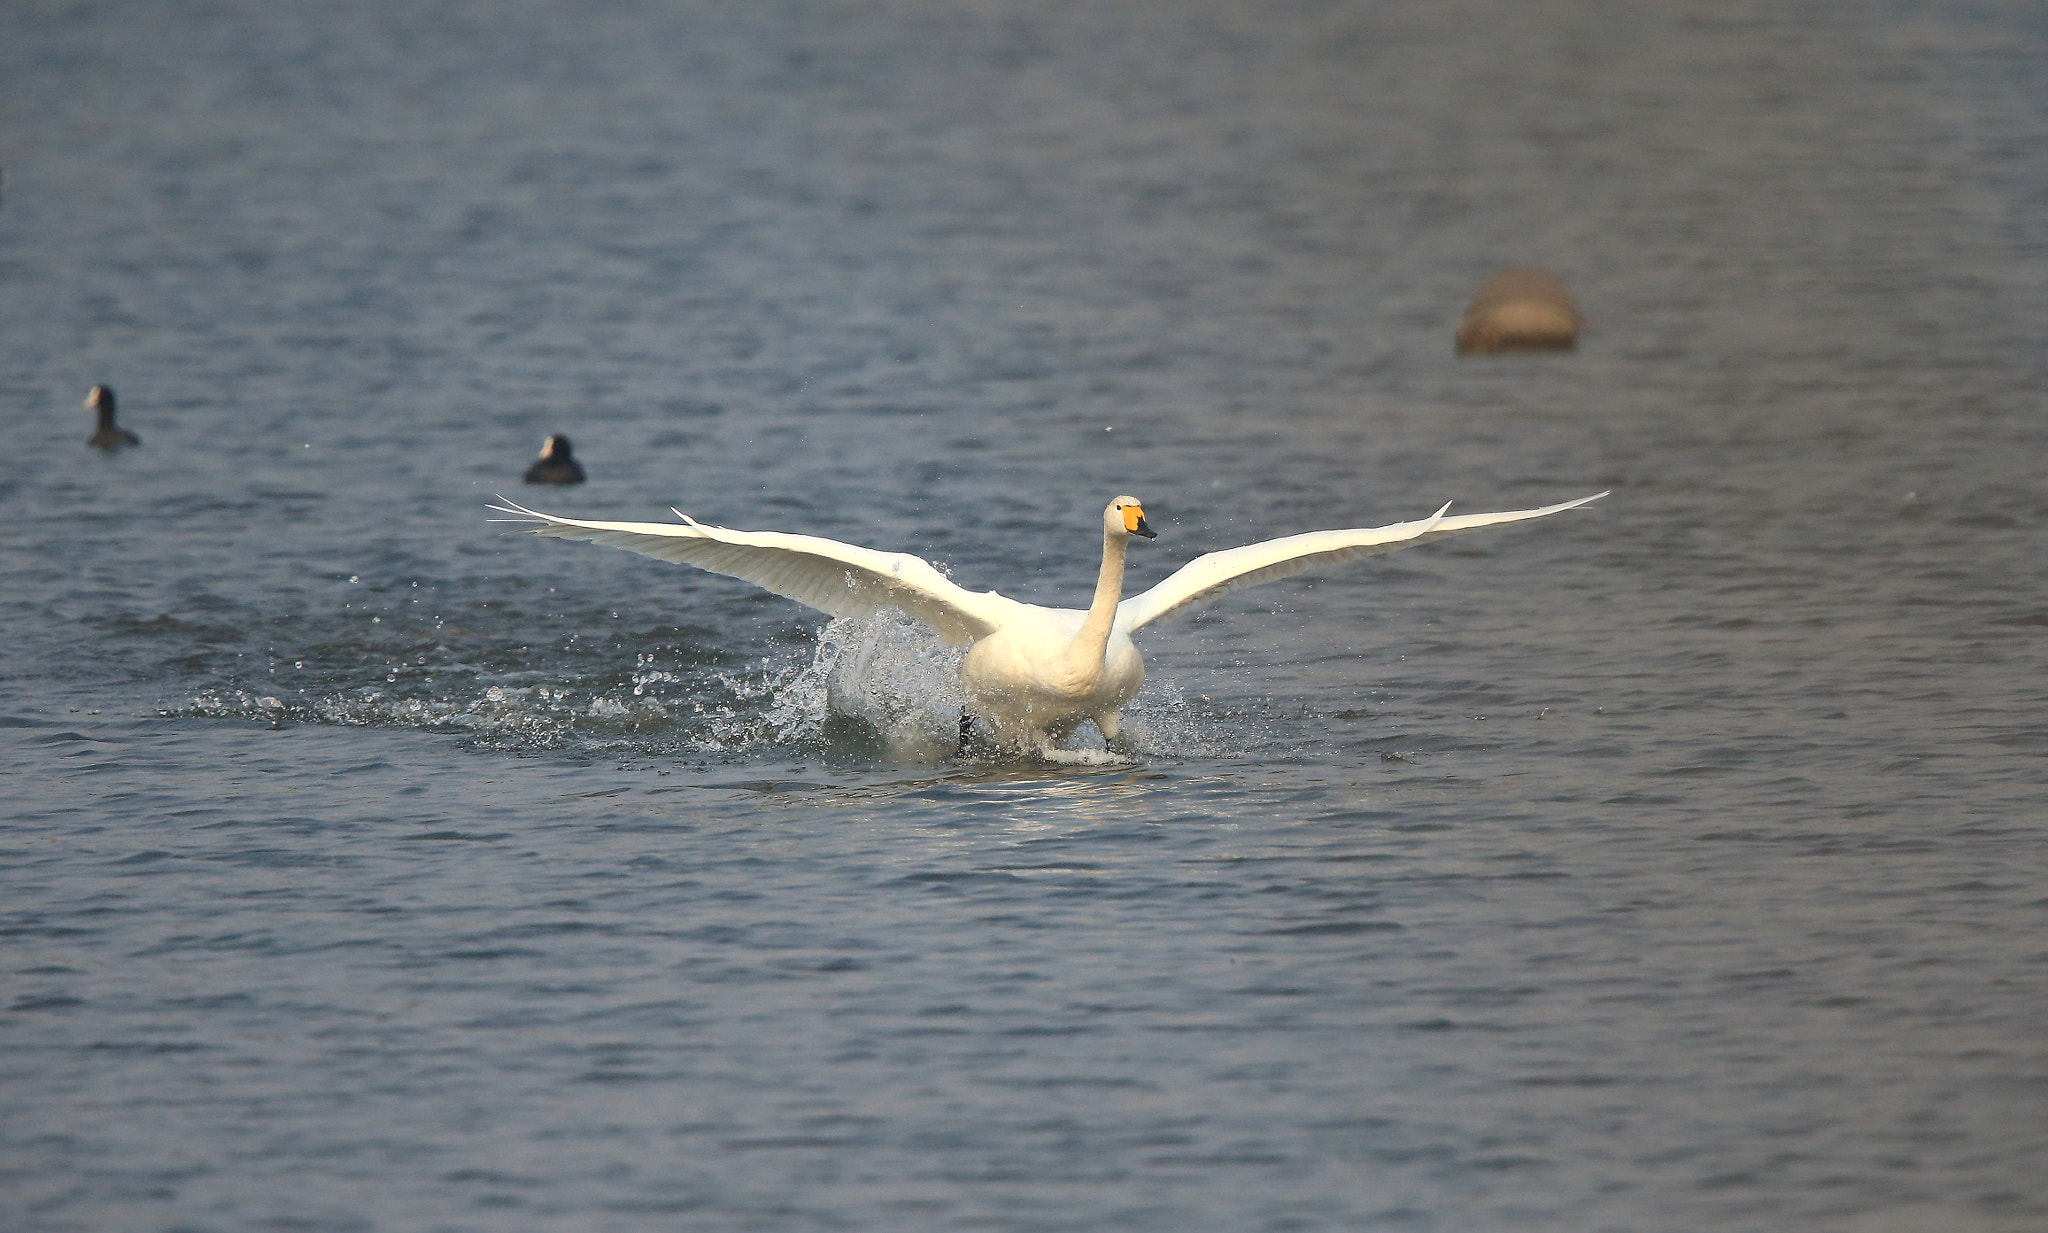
{"left": 1455, "top": 267, "right": 1582, "bottom": 354}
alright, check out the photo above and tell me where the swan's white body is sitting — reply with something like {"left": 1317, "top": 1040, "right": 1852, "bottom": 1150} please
{"left": 490, "top": 491, "right": 1604, "bottom": 750}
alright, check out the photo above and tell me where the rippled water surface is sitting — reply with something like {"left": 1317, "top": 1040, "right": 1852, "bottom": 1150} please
{"left": 4, "top": 2, "right": 2046, "bottom": 1230}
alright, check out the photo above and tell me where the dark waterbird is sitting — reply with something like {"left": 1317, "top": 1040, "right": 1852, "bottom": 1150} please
{"left": 85, "top": 385, "right": 139, "bottom": 451}
{"left": 523, "top": 434, "right": 586, "bottom": 484}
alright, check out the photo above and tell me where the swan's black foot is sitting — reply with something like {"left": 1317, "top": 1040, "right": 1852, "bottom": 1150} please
{"left": 954, "top": 710, "right": 1005, "bottom": 759}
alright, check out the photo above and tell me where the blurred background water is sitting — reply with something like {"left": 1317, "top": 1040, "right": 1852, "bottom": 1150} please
{"left": 3, "top": 1, "right": 2045, "bottom": 1230}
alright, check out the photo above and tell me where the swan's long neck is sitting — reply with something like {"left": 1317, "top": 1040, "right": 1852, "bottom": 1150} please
{"left": 1066, "top": 526, "right": 1128, "bottom": 680}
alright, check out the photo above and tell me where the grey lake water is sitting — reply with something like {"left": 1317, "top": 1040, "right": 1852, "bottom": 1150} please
{"left": 3, "top": 2, "right": 2046, "bottom": 1230}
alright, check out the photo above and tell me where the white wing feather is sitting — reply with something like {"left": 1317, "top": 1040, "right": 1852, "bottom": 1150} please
{"left": 1116, "top": 492, "right": 1607, "bottom": 631}
{"left": 488, "top": 499, "right": 1008, "bottom": 645}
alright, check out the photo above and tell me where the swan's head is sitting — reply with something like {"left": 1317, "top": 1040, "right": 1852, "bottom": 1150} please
{"left": 1105, "top": 495, "right": 1157, "bottom": 541}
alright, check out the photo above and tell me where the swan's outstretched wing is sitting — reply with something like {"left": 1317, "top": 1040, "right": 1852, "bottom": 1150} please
{"left": 1117, "top": 492, "right": 1606, "bottom": 632}
{"left": 489, "top": 499, "right": 1007, "bottom": 645}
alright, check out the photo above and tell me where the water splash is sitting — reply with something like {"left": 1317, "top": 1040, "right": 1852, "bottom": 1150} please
{"left": 818, "top": 613, "right": 970, "bottom": 761}
{"left": 179, "top": 681, "right": 677, "bottom": 751}
{"left": 171, "top": 611, "right": 1238, "bottom": 764}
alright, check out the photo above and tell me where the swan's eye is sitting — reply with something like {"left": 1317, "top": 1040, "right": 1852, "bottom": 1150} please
{"left": 1122, "top": 505, "right": 1146, "bottom": 533}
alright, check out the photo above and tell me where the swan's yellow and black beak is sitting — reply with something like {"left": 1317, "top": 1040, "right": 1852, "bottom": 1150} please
{"left": 1123, "top": 505, "right": 1157, "bottom": 539}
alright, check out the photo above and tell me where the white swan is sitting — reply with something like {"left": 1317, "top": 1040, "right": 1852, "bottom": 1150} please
{"left": 488, "top": 491, "right": 1605, "bottom": 751}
